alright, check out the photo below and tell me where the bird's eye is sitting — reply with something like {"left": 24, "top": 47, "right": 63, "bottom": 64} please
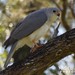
{"left": 53, "top": 10, "right": 56, "bottom": 13}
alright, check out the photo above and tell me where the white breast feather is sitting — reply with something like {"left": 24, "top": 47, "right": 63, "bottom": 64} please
{"left": 14, "top": 14, "right": 58, "bottom": 51}
{"left": 15, "top": 21, "right": 50, "bottom": 51}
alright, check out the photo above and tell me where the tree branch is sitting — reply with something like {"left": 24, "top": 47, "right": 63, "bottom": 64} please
{"left": 61, "top": 0, "right": 71, "bottom": 30}
{"left": 50, "top": 0, "right": 62, "bottom": 11}
{"left": 1, "top": 28, "right": 75, "bottom": 75}
{"left": 68, "top": 0, "right": 75, "bottom": 18}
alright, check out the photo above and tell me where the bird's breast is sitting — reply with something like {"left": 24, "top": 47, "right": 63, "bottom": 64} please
{"left": 15, "top": 21, "right": 51, "bottom": 50}
{"left": 29, "top": 21, "right": 50, "bottom": 41}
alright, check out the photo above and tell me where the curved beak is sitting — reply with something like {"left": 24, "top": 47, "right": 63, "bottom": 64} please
{"left": 57, "top": 12, "right": 60, "bottom": 16}
{"left": 56, "top": 11, "right": 61, "bottom": 20}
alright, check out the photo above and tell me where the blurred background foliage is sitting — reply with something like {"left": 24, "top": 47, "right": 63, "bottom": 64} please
{"left": 0, "top": 0, "right": 75, "bottom": 75}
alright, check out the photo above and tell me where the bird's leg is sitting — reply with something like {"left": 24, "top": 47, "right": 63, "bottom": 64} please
{"left": 30, "top": 40, "right": 43, "bottom": 53}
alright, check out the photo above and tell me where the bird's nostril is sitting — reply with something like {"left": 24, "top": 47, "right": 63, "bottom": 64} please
{"left": 57, "top": 13, "right": 60, "bottom": 16}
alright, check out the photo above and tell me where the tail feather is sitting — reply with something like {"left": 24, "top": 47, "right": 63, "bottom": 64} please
{"left": 3, "top": 37, "right": 17, "bottom": 49}
{"left": 3, "top": 37, "right": 11, "bottom": 49}
{"left": 3, "top": 37, "right": 18, "bottom": 68}
{"left": 4, "top": 42, "right": 17, "bottom": 68}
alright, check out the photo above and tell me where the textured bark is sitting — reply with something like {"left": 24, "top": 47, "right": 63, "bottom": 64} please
{"left": 0, "top": 28, "right": 75, "bottom": 75}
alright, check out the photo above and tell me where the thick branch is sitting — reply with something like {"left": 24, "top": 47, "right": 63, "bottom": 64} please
{"left": 1, "top": 28, "right": 75, "bottom": 75}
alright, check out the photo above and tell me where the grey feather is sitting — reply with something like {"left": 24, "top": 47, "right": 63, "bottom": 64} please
{"left": 10, "top": 10, "right": 47, "bottom": 40}
{"left": 4, "top": 42, "right": 17, "bottom": 68}
{"left": 3, "top": 9, "right": 47, "bottom": 48}
{"left": 3, "top": 8, "right": 60, "bottom": 68}
{"left": 3, "top": 8, "right": 60, "bottom": 48}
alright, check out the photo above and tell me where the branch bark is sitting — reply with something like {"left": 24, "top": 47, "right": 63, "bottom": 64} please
{"left": 1, "top": 28, "right": 75, "bottom": 75}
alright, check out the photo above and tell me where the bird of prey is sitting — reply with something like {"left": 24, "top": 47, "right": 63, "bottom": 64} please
{"left": 3, "top": 7, "right": 60, "bottom": 68}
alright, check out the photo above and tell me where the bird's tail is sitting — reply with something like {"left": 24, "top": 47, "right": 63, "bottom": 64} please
{"left": 3, "top": 37, "right": 11, "bottom": 49}
{"left": 3, "top": 37, "right": 17, "bottom": 49}
{"left": 4, "top": 42, "right": 17, "bottom": 68}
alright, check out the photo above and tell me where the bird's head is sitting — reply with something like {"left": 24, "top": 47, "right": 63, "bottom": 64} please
{"left": 45, "top": 7, "right": 61, "bottom": 23}
{"left": 46, "top": 7, "right": 60, "bottom": 17}
{"left": 52, "top": 8, "right": 60, "bottom": 16}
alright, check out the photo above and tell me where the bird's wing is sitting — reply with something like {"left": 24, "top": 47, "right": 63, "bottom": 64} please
{"left": 3, "top": 10, "right": 47, "bottom": 48}
{"left": 10, "top": 10, "right": 47, "bottom": 40}
{"left": 10, "top": 20, "right": 23, "bottom": 35}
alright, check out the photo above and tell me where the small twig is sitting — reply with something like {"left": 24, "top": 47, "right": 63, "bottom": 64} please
{"left": 61, "top": 0, "right": 71, "bottom": 30}
{"left": 68, "top": 0, "right": 75, "bottom": 18}
{"left": 50, "top": 0, "right": 62, "bottom": 11}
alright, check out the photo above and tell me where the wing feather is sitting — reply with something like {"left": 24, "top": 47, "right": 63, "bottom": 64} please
{"left": 11, "top": 10, "right": 47, "bottom": 40}
{"left": 3, "top": 9, "right": 47, "bottom": 48}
